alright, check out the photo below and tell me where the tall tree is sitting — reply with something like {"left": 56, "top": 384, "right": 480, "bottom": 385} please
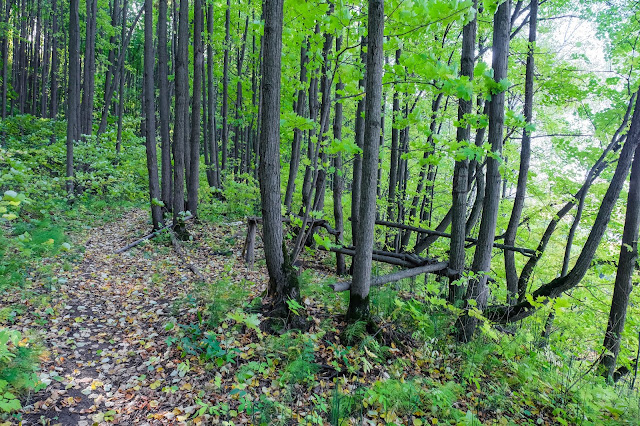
{"left": 258, "top": 0, "right": 302, "bottom": 319}
{"left": 173, "top": 0, "right": 190, "bottom": 235}
{"left": 158, "top": 0, "right": 172, "bottom": 209}
{"left": 347, "top": 0, "right": 384, "bottom": 322}
{"left": 187, "top": 0, "right": 204, "bottom": 216}
{"left": 221, "top": 0, "right": 231, "bottom": 172}
{"left": 504, "top": 0, "right": 537, "bottom": 304}
{"left": 66, "top": 0, "right": 81, "bottom": 195}
{"left": 80, "top": 0, "right": 97, "bottom": 135}
{"left": 143, "top": 0, "right": 162, "bottom": 229}
{"left": 449, "top": 1, "right": 477, "bottom": 303}
{"left": 458, "top": 0, "right": 511, "bottom": 342}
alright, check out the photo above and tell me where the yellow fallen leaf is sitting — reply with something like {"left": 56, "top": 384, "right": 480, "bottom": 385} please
{"left": 180, "top": 383, "right": 192, "bottom": 390}
{"left": 149, "top": 400, "right": 159, "bottom": 408}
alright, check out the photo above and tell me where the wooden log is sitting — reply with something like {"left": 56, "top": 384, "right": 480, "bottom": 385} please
{"left": 114, "top": 215, "right": 193, "bottom": 254}
{"left": 329, "top": 262, "right": 449, "bottom": 292}
{"left": 375, "top": 219, "right": 536, "bottom": 256}
{"left": 321, "top": 246, "right": 415, "bottom": 267}
{"left": 243, "top": 217, "right": 258, "bottom": 267}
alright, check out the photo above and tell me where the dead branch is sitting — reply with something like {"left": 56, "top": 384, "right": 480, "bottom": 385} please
{"left": 329, "top": 262, "right": 448, "bottom": 292}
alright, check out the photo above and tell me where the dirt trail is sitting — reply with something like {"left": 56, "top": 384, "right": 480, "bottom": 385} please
{"left": 17, "top": 210, "right": 253, "bottom": 425}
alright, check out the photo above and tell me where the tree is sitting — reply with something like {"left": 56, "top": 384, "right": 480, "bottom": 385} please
{"left": 158, "top": 0, "right": 172, "bottom": 209}
{"left": 458, "top": 0, "right": 511, "bottom": 342}
{"left": 143, "top": 0, "right": 162, "bottom": 230}
{"left": 66, "top": 0, "right": 81, "bottom": 196}
{"left": 187, "top": 0, "right": 204, "bottom": 217}
{"left": 258, "top": 0, "right": 302, "bottom": 320}
{"left": 173, "top": 0, "right": 189, "bottom": 235}
{"left": 347, "top": 0, "right": 384, "bottom": 322}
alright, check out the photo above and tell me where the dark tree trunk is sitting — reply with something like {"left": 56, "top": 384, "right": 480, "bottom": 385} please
{"left": 351, "top": 36, "right": 367, "bottom": 252}
{"left": 158, "top": 0, "right": 172, "bottom": 208}
{"left": 386, "top": 49, "right": 401, "bottom": 238}
{"left": 188, "top": 0, "right": 204, "bottom": 217}
{"left": 207, "top": 3, "right": 220, "bottom": 188}
{"left": 284, "top": 42, "right": 308, "bottom": 211}
{"left": 66, "top": 0, "right": 81, "bottom": 195}
{"left": 458, "top": 0, "right": 511, "bottom": 342}
{"left": 49, "top": 0, "right": 58, "bottom": 118}
{"left": 0, "top": 0, "right": 10, "bottom": 120}
{"left": 449, "top": 0, "right": 477, "bottom": 304}
{"left": 259, "top": 0, "right": 301, "bottom": 315}
{"left": 172, "top": 0, "right": 189, "bottom": 235}
{"left": 333, "top": 37, "right": 346, "bottom": 276}
{"left": 504, "top": 0, "right": 537, "bottom": 304}
{"left": 233, "top": 15, "right": 249, "bottom": 174}
{"left": 221, "top": 0, "right": 230, "bottom": 171}
{"left": 40, "top": 5, "right": 49, "bottom": 117}
{"left": 144, "top": 0, "right": 163, "bottom": 230}
{"left": 347, "top": 0, "right": 383, "bottom": 322}
{"left": 601, "top": 141, "right": 640, "bottom": 379}
{"left": 80, "top": 0, "right": 97, "bottom": 135}
{"left": 116, "top": 0, "right": 129, "bottom": 154}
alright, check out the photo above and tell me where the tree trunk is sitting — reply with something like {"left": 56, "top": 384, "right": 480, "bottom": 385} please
{"left": 386, "top": 49, "right": 401, "bottom": 239}
{"left": 172, "top": 0, "right": 189, "bottom": 236}
{"left": 601, "top": 141, "right": 640, "bottom": 379}
{"left": 158, "top": 0, "right": 172, "bottom": 208}
{"left": 504, "top": 0, "right": 537, "bottom": 304}
{"left": 259, "top": 0, "right": 301, "bottom": 315}
{"left": 449, "top": 0, "right": 477, "bottom": 304}
{"left": 333, "top": 37, "right": 346, "bottom": 276}
{"left": 80, "top": 0, "right": 97, "bottom": 135}
{"left": 207, "top": 2, "right": 220, "bottom": 188}
{"left": 351, "top": 36, "right": 367, "bottom": 255}
{"left": 347, "top": 0, "right": 384, "bottom": 322}
{"left": 144, "top": 0, "right": 163, "bottom": 230}
{"left": 458, "top": 0, "right": 511, "bottom": 342}
{"left": 187, "top": 0, "right": 204, "bottom": 217}
{"left": 116, "top": 0, "right": 129, "bottom": 154}
{"left": 49, "top": 0, "right": 58, "bottom": 118}
{"left": 284, "top": 42, "right": 308, "bottom": 211}
{"left": 221, "top": 0, "right": 231, "bottom": 172}
{"left": 66, "top": 0, "right": 81, "bottom": 195}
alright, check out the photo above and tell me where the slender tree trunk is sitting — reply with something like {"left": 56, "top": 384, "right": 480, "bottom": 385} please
{"left": 49, "top": 0, "right": 58, "bottom": 118}
{"left": 458, "top": 0, "right": 511, "bottom": 342}
{"left": 504, "top": 0, "right": 537, "bottom": 304}
{"left": 40, "top": 8, "right": 49, "bottom": 117}
{"left": 144, "top": 0, "right": 162, "bottom": 229}
{"left": 80, "top": 0, "right": 97, "bottom": 135}
{"left": 0, "top": 0, "right": 10, "bottom": 120}
{"left": 386, "top": 49, "right": 401, "bottom": 240}
{"left": 116, "top": 0, "right": 128, "bottom": 154}
{"left": 449, "top": 0, "right": 477, "bottom": 304}
{"left": 284, "top": 42, "right": 308, "bottom": 211}
{"left": 601, "top": 141, "right": 640, "bottom": 379}
{"left": 207, "top": 2, "right": 220, "bottom": 188}
{"left": 221, "top": 0, "right": 230, "bottom": 171}
{"left": 347, "top": 0, "right": 383, "bottom": 322}
{"left": 188, "top": 0, "right": 204, "bottom": 216}
{"left": 172, "top": 0, "right": 189, "bottom": 235}
{"left": 333, "top": 37, "right": 346, "bottom": 276}
{"left": 259, "top": 0, "right": 301, "bottom": 316}
{"left": 158, "top": 0, "right": 172, "bottom": 209}
{"left": 66, "top": 0, "right": 81, "bottom": 195}
{"left": 351, "top": 36, "right": 367, "bottom": 253}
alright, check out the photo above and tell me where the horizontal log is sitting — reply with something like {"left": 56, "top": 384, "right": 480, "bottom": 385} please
{"left": 375, "top": 219, "right": 536, "bottom": 256}
{"left": 330, "top": 262, "right": 449, "bottom": 292}
{"left": 320, "top": 246, "right": 415, "bottom": 268}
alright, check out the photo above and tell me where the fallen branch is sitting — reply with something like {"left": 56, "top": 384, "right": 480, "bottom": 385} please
{"left": 169, "top": 230, "right": 206, "bottom": 281}
{"left": 114, "top": 215, "right": 193, "bottom": 254}
{"left": 329, "top": 262, "right": 448, "bottom": 292}
{"left": 320, "top": 246, "right": 415, "bottom": 267}
{"left": 375, "top": 219, "right": 536, "bottom": 256}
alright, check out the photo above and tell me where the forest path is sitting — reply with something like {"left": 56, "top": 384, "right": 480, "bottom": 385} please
{"left": 17, "top": 209, "right": 260, "bottom": 425}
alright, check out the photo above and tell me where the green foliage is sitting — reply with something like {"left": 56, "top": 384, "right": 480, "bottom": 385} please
{"left": 0, "top": 328, "right": 43, "bottom": 417}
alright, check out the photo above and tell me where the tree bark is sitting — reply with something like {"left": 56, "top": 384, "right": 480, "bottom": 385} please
{"left": 458, "top": 0, "right": 511, "bottom": 342}
{"left": 206, "top": 2, "right": 220, "bottom": 188}
{"left": 66, "top": 0, "right": 81, "bottom": 195}
{"left": 172, "top": 0, "right": 190, "bottom": 236}
{"left": 347, "top": 0, "right": 384, "bottom": 322}
{"left": 221, "top": 0, "right": 231, "bottom": 172}
{"left": 158, "top": 0, "right": 172, "bottom": 209}
{"left": 144, "top": 0, "right": 163, "bottom": 229}
{"left": 332, "top": 37, "right": 346, "bottom": 276}
{"left": 504, "top": 0, "right": 537, "bottom": 304}
{"left": 188, "top": 0, "right": 204, "bottom": 217}
{"left": 351, "top": 36, "right": 367, "bottom": 255}
{"left": 259, "top": 0, "right": 302, "bottom": 316}
{"left": 449, "top": 0, "right": 477, "bottom": 304}
{"left": 80, "top": 0, "right": 97, "bottom": 135}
